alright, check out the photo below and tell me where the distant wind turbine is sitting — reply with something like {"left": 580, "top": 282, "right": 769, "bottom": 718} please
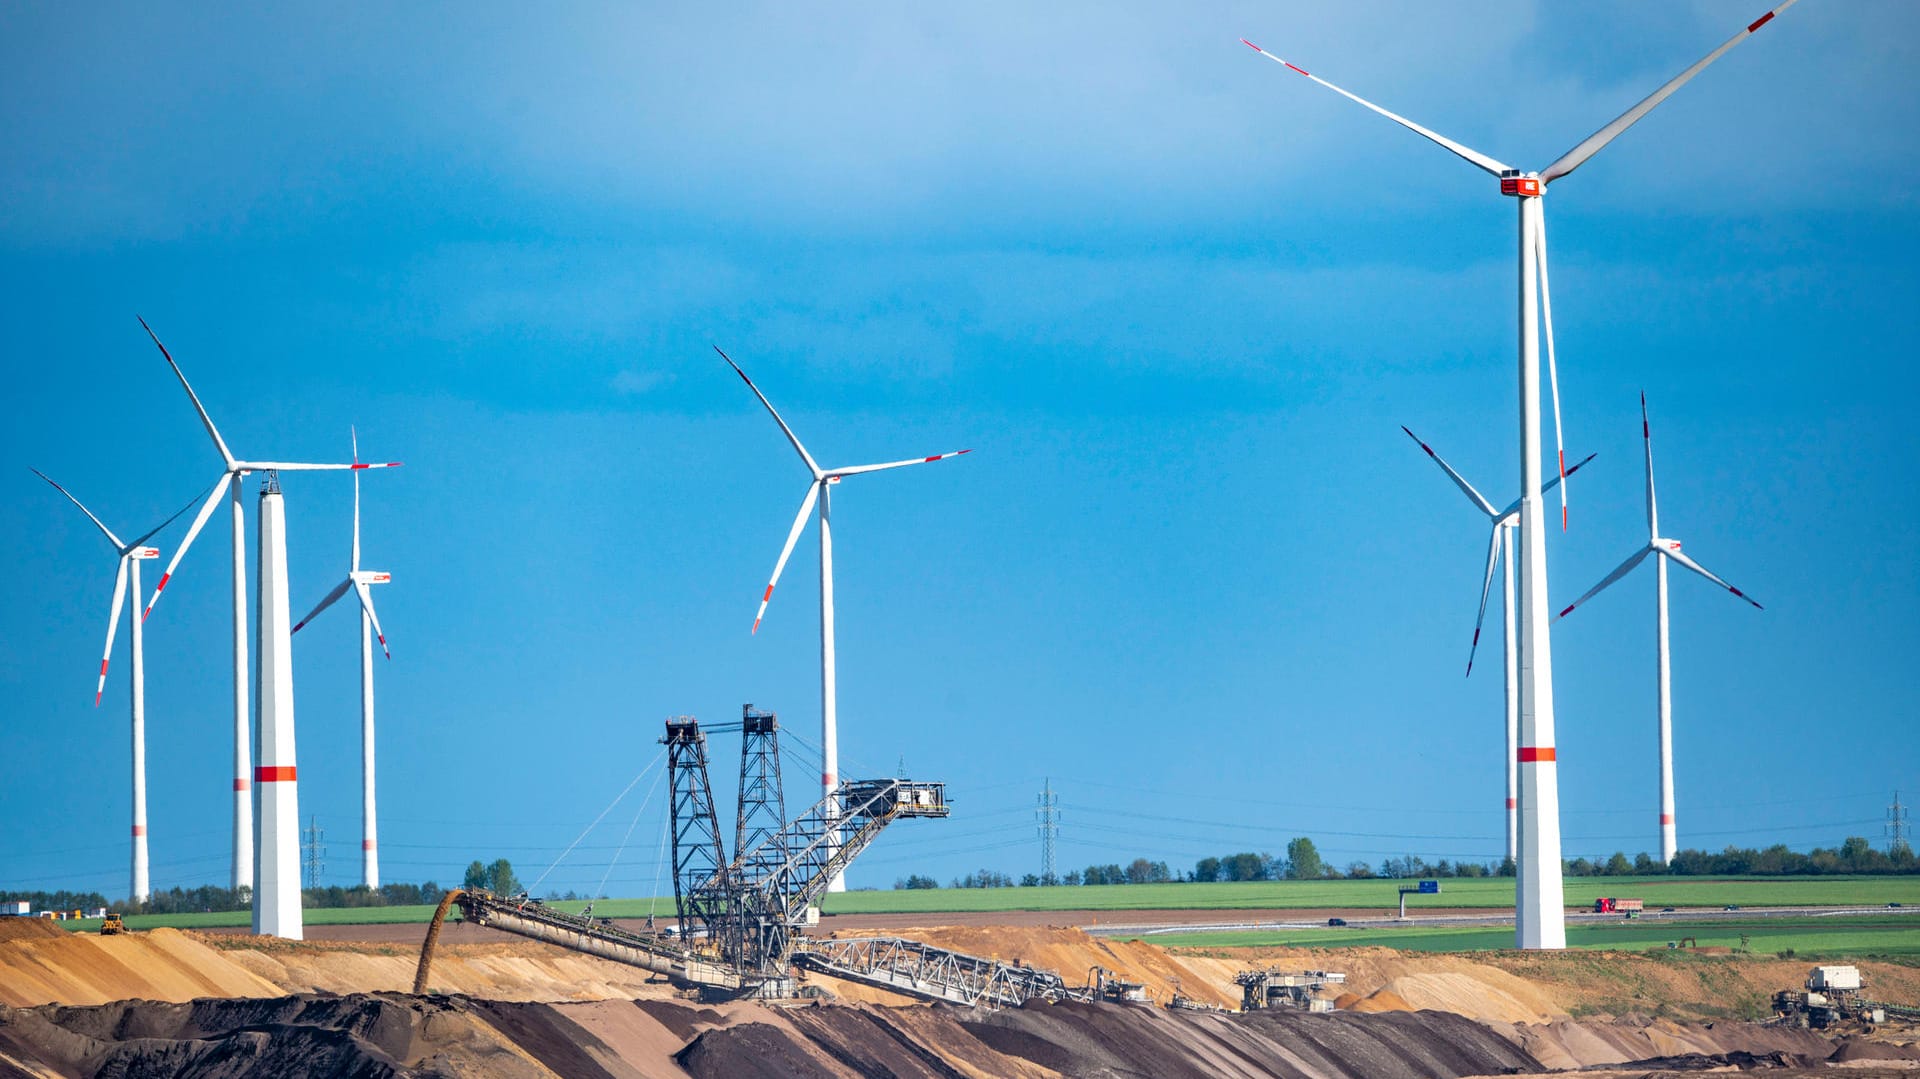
{"left": 1244, "top": 0, "right": 1800, "bottom": 947}
{"left": 1557, "top": 395, "right": 1762, "bottom": 865}
{"left": 30, "top": 469, "right": 202, "bottom": 904}
{"left": 717, "top": 347, "right": 969, "bottom": 892}
{"left": 1399, "top": 429, "right": 1593, "bottom": 866}
{"left": 136, "top": 318, "right": 399, "bottom": 893}
{"left": 292, "top": 429, "right": 394, "bottom": 890}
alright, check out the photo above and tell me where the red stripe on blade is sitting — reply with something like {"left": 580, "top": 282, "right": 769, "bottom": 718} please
{"left": 1558, "top": 604, "right": 1576, "bottom": 617}
{"left": 1518, "top": 746, "right": 1556, "bottom": 763}
{"left": 1284, "top": 61, "right": 1309, "bottom": 76}
{"left": 1748, "top": 10, "right": 1775, "bottom": 31}
{"left": 762, "top": 585, "right": 774, "bottom": 602}
{"left": 254, "top": 766, "right": 297, "bottom": 783}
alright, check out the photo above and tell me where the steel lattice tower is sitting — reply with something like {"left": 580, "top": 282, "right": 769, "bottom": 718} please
{"left": 1890, "top": 791, "right": 1911, "bottom": 856}
{"left": 301, "top": 816, "right": 325, "bottom": 891}
{"left": 1036, "top": 779, "right": 1059, "bottom": 883}
{"left": 664, "top": 717, "right": 729, "bottom": 943}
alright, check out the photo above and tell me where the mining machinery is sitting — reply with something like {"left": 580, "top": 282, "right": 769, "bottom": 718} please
{"left": 1771, "top": 965, "right": 1920, "bottom": 1030}
{"left": 414, "top": 706, "right": 1181, "bottom": 1008}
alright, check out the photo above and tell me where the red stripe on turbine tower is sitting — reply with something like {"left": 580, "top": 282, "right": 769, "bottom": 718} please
{"left": 1660, "top": 813, "right": 1674, "bottom": 824}
{"left": 132, "top": 825, "right": 147, "bottom": 836}
{"left": 363, "top": 840, "right": 376, "bottom": 851}
{"left": 233, "top": 778, "right": 249, "bottom": 791}
{"left": 254, "top": 766, "right": 298, "bottom": 783}
{"left": 1518, "top": 747, "right": 1556, "bottom": 762}
{"left": 1506, "top": 798, "right": 1517, "bottom": 809}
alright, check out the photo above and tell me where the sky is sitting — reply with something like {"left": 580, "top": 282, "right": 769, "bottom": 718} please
{"left": 3, "top": 1, "right": 1916, "bottom": 902}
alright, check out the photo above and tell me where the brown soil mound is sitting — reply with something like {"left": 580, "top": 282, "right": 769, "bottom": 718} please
{"left": 1171, "top": 942, "right": 1920, "bottom": 1027}
{"left": 0, "top": 989, "right": 1885, "bottom": 1078}
{"left": 1829, "top": 1035, "right": 1920, "bottom": 1062}
{"left": 0, "top": 919, "right": 66, "bottom": 943}
{"left": 1347, "top": 987, "right": 1413, "bottom": 1013}
{"left": 818, "top": 924, "right": 1240, "bottom": 1010}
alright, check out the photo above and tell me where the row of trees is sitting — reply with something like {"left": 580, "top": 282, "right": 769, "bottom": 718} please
{"left": 1, "top": 888, "right": 112, "bottom": 913}
{"left": 892, "top": 835, "right": 1919, "bottom": 891}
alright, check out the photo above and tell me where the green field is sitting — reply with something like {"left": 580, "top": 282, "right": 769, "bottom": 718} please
{"left": 1138, "top": 915, "right": 1920, "bottom": 959}
{"left": 815, "top": 876, "right": 1920, "bottom": 915}
{"left": 58, "top": 876, "right": 1919, "bottom": 933}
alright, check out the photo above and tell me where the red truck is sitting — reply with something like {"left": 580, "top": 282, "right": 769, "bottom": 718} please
{"left": 1594, "top": 898, "right": 1644, "bottom": 914}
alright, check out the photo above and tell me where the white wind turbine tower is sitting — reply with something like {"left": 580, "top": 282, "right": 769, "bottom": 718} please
{"left": 1245, "top": 0, "right": 1800, "bottom": 948}
{"left": 291, "top": 430, "right": 393, "bottom": 890}
{"left": 1557, "top": 395, "right": 1761, "bottom": 865}
{"left": 1399, "top": 429, "right": 1593, "bottom": 866}
{"left": 718, "top": 347, "right": 970, "bottom": 892}
{"left": 31, "top": 470, "right": 200, "bottom": 905}
{"left": 136, "top": 318, "right": 399, "bottom": 893}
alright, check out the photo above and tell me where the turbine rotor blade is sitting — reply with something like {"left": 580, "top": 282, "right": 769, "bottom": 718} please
{"left": 714, "top": 347, "right": 822, "bottom": 478}
{"left": 1498, "top": 451, "right": 1596, "bottom": 522}
{"left": 1556, "top": 546, "right": 1654, "bottom": 619}
{"left": 1400, "top": 427, "right": 1498, "bottom": 518}
{"left": 830, "top": 449, "right": 972, "bottom": 478}
{"left": 141, "top": 472, "right": 235, "bottom": 622}
{"left": 1241, "top": 38, "right": 1512, "bottom": 176}
{"left": 139, "top": 317, "right": 237, "bottom": 468}
{"left": 127, "top": 482, "right": 216, "bottom": 551}
{"left": 351, "top": 430, "right": 362, "bottom": 573}
{"left": 1537, "top": 216, "right": 1569, "bottom": 530}
{"left": 97, "top": 556, "right": 130, "bottom": 706}
{"left": 1540, "top": 0, "right": 1801, "bottom": 184}
{"left": 30, "top": 468, "right": 127, "bottom": 550}
{"left": 1661, "top": 544, "right": 1763, "bottom": 610}
{"left": 239, "top": 460, "right": 401, "bottom": 472}
{"left": 1467, "top": 525, "right": 1503, "bottom": 677}
{"left": 353, "top": 581, "right": 391, "bottom": 658}
{"left": 754, "top": 482, "right": 821, "bottom": 634}
{"left": 1641, "top": 392, "right": 1660, "bottom": 539}
{"left": 292, "top": 578, "right": 353, "bottom": 635}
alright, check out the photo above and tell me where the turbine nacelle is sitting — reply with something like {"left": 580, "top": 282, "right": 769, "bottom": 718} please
{"left": 352, "top": 570, "right": 392, "bottom": 585}
{"left": 133, "top": 547, "right": 160, "bottom": 560}
{"left": 1499, "top": 171, "right": 1543, "bottom": 198}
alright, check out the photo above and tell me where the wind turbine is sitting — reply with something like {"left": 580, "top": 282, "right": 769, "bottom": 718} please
{"left": 135, "top": 318, "right": 399, "bottom": 893}
{"left": 1557, "top": 395, "right": 1761, "bottom": 865}
{"left": 30, "top": 470, "right": 200, "bottom": 905}
{"left": 291, "top": 429, "right": 393, "bottom": 890}
{"left": 1244, "top": 0, "right": 1799, "bottom": 948}
{"left": 1400, "top": 429, "right": 1593, "bottom": 866}
{"left": 717, "top": 347, "right": 969, "bottom": 892}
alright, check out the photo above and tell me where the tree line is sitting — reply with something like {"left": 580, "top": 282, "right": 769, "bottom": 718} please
{"left": 892, "top": 834, "right": 1920, "bottom": 890}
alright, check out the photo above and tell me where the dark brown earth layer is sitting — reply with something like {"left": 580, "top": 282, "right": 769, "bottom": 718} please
{"left": 2, "top": 991, "right": 1912, "bottom": 1079}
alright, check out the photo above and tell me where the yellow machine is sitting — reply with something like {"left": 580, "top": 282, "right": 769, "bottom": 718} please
{"left": 99, "top": 913, "right": 125, "bottom": 936}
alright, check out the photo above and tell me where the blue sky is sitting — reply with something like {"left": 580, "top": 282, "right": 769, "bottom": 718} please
{"left": 3, "top": 2, "right": 1916, "bottom": 900}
